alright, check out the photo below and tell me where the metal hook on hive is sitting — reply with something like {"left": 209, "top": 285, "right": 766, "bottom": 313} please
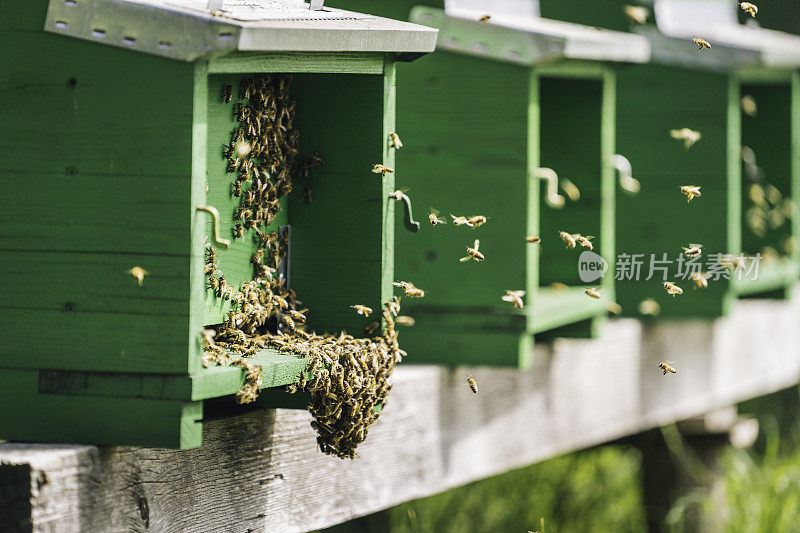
{"left": 609, "top": 154, "right": 641, "bottom": 194}
{"left": 196, "top": 205, "right": 231, "bottom": 249}
{"left": 533, "top": 168, "right": 566, "bottom": 208}
{"left": 390, "top": 191, "right": 420, "bottom": 232}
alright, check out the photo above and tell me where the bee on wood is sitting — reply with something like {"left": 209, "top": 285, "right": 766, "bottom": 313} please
{"left": 501, "top": 289, "right": 526, "bottom": 309}
{"left": 386, "top": 296, "right": 401, "bottom": 316}
{"left": 232, "top": 179, "right": 244, "bottom": 197}
{"left": 232, "top": 223, "right": 244, "bottom": 240}
{"left": 585, "top": 287, "right": 601, "bottom": 299}
{"left": 663, "top": 281, "right": 683, "bottom": 297}
{"left": 671, "top": 128, "right": 702, "bottom": 149}
{"left": 658, "top": 361, "right": 677, "bottom": 375}
{"left": 692, "top": 37, "right": 711, "bottom": 51}
{"left": 371, "top": 164, "right": 394, "bottom": 177}
{"left": 395, "top": 315, "right": 415, "bottom": 327}
{"left": 467, "top": 375, "right": 479, "bottom": 393}
{"left": 201, "top": 329, "right": 217, "bottom": 346}
{"left": 739, "top": 2, "right": 758, "bottom": 18}
{"left": 575, "top": 234, "right": 594, "bottom": 251}
{"left": 390, "top": 189, "right": 409, "bottom": 201}
{"left": 467, "top": 215, "right": 488, "bottom": 228}
{"left": 389, "top": 132, "right": 403, "bottom": 150}
{"left": 526, "top": 236, "right": 541, "bottom": 244}
{"left": 351, "top": 304, "right": 373, "bottom": 317}
{"left": 450, "top": 214, "right": 473, "bottom": 227}
{"left": 127, "top": 266, "right": 148, "bottom": 287}
{"left": 639, "top": 298, "right": 661, "bottom": 316}
{"left": 479, "top": 15, "right": 490, "bottom": 22}
{"left": 222, "top": 83, "right": 233, "bottom": 103}
{"left": 559, "top": 231, "right": 577, "bottom": 249}
{"left": 680, "top": 185, "right": 702, "bottom": 202}
{"left": 624, "top": 5, "right": 649, "bottom": 24}
{"left": 429, "top": 208, "right": 447, "bottom": 226}
{"left": 691, "top": 271, "right": 709, "bottom": 289}
{"left": 682, "top": 243, "right": 703, "bottom": 258}
{"left": 460, "top": 239, "right": 485, "bottom": 262}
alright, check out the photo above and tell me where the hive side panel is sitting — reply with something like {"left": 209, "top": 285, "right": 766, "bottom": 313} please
{"left": 0, "top": 22, "right": 195, "bottom": 373}
{"left": 615, "top": 65, "right": 730, "bottom": 317}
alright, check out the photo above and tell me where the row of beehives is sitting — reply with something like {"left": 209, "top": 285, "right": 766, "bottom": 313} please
{"left": 4, "top": 0, "right": 800, "bottom": 453}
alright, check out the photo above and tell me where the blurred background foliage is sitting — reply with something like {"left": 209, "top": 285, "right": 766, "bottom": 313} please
{"left": 323, "top": 387, "right": 800, "bottom": 532}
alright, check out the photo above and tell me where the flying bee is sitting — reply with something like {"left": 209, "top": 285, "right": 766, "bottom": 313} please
{"left": 390, "top": 189, "right": 410, "bottom": 201}
{"left": 393, "top": 280, "right": 426, "bottom": 298}
{"left": 639, "top": 298, "right": 661, "bottom": 316}
{"left": 460, "top": 239, "right": 485, "bottom": 262}
{"left": 429, "top": 208, "right": 447, "bottom": 226}
{"left": 467, "top": 215, "right": 488, "bottom": 228}
{"left": 467, "top": 375, "right": 478, "bottom": 393}
{"left": 607, "top": 302, "right": 623, "bottom": 315}
{"left": 658, "top": 361, "right": 677, "bottom": 375}
{"left": 526, "top": 236, "right": 541, "bottom": 244}
{"left": 680, "top": 185, "right": 702, "bottom": 202}
{"left": 682, "top": 243, "right": 703, "bottom": 258}
{"left": 663, "top": 281, "right": 683, "bottom": 297}
{"left": 739, "top": 2, "right": 757, "bottom": 18}
{"left": 624, "top": 5, "right": 649, "bottom": 24}
{"left": 585, "top": 287, "right": 601, "bottom": 299}
{"left": 365, "top": 321, "right": 380, "bottom": 335}
{"left": 575, "top": 234, "right": 594, "bottom": 251}
{"left": 691, "top": 271, "right": 709, "bottom": 289}
{"left": 127, "top": 266, "right": 148, "bottom": 287}
{"left": 371, "top": 164, "right": 394, "bottom": 177}
{"left": 671, "top": 128, "right": 702, "bottom": 149}
{"left": 232, "top": 223, "right": 244, "bottom": 240}
{"left": 395, "top": 315, "right": 415, "bottom": 327}
{"left": 450, "top": 214, "right": 473, "bottom": 227}
{"left": 222, "top": 83, "right": 233, "bottom": 103}
{"left": 351, "top": 304, "right": 373, "bottom": 317}
{"left": 501, "top": 289, "right": 526, "bottom": 309}
{"left": 741, "top": 95, "right": 758, "bottom": 117}
{"left": 692, "top": 37, "right": 711, "bottom": 51}
{"left": 389, "top": 132, "right": 403, "bottom": 149}
{"left": 479, "top": 15, "right": 490, "bottom": 22}
{"left": 559, "top": 231, "right": 577, "bottom": 249}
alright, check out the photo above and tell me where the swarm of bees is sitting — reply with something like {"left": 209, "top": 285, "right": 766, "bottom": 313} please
{"left": 200, "top": 75, "right": 404, "bottom": 459}
{"left": 692, "top": 37, "right": 711, "bottom": 51}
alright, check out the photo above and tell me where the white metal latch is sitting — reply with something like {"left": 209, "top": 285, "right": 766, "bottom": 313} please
{"left": 533, "top": 167, "right": 566, "bottom": 208}
{"left": 609, "top": 154, "right": 641, "bottom": 194}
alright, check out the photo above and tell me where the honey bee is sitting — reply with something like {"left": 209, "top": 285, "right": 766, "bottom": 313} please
{"left": 233, "top": 223, "right": 244, "bottom": 240}
{"left": 663, "top": 281, "right": 683, "bottom": 297}
{"left": 127, "top": 266, "right": 148, "bottom": 286}
{"left": 429, "top": 209, "right": 447, "bottom": 226}
{"left": 393, "top": 280, "right": 426, "bottom": 298}
{"left": 479, "top": 15, "right": 491, "bottom": 22}
{"left": 232, "top": 180, "right": 244, "bottom": 197}
{"left": 585, "top": 287, "right": 601, "bottom": 299}
{"left": 395, "top": 315, "right": 416, "bottom": 327}
{"left": 389, "top": 132, "right": 403, "bottom": 150}
{"left": 501, "top": 289, "right": 526, "bottom": 309}
{"left": 639, "top": 298, "right": 661, "bottom": 316}
{"left": 371, "top": 164, "right": 394, "bottom": 177}
{"left": 741, "top": 95, "right": 758, "bottom": 117}
{"left": 526, "top": 236, "right": 541, "bottom": 244}
{"left": 450, "top": 214, "right": 473, "bottom": 227}
{"left": 671, "top": 129, "right": 702, "bottom": 149}
{"left": 467, "top": 375, "right": 479, "bottom": 393}
{"left": 222, "top": 83, "right": 233, "bottom": 103}
{"left": 739, "top": 2, "right": 758, "bottom": 18}
{"left": 467, "top": 215, "right": 488, "bottom": 228}
{"left": 692, "top": 37, "right": 711, "bottom": 51}
{"left": 460, "top": 239, "right": 485, "bottom": 262}
{"left": 624, "top": 5, "right": 649, "bottom": 24}
{"left": 386, "top": 296, "right": 401, "bottom": 316}
{"left": 559, "top": 231, "right": 577, "bottom": 249}
{"left": 658, "top": 361, "right": 677, "bottom": 375}
{"left": 575, "top": 234, "right": 594, "bottom": 251}
{"left": 682, "top": 243, "right": 703, "bottom": 258}
{"left": 680, "top": 185, "right": 702, "bottom": 202}
{"left": 351, "top": 304, "right": 373, "bottom": 317}
{"left": 365, "top": 321, "right": 380, "bottom": 334}
{"left": 691, "top": 271, "right": 709, "bottom": 289}
{"left": 390, "top": 189, "right": 409, "bottom": 201}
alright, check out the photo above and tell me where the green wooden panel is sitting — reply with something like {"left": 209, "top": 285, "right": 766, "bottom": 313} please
{"left": 287, "top": 71, "right": 393, "bottom": 335}
{"left": 615, "top": 65, "right": 731, "bottom": 317}
{"left": 0, "top": 369, "right": 203, "bottom": 448}
{"left": 539, "top": 0, "right": 632, "bottom": 32}
{"left": 0, "top": 0, "right": 48, "bottom": 31}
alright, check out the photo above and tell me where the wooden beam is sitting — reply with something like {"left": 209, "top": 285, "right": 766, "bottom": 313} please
{"left": 2, "top": 291, "right": 800, "bottom": 532}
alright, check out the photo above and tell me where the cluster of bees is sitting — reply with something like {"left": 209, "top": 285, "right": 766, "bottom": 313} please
{"left": 201, "top": 74, "right": 406, "bottom": 458}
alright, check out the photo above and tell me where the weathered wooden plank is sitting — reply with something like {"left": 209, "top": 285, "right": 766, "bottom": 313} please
{"left": 3, "top": 290, "right": 800, "bottom": 532}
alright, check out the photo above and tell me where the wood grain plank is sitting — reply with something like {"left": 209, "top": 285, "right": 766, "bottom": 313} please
{"left": 4, "top": 290, "right": 800, "bottom": 532}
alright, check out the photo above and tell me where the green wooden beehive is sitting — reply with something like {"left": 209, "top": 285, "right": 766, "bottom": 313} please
{"left": 533, "top": 0, "right": 800, "bottom": 317}
{"left": 333, "top": 0, "right": 651, "bottom": 367}
{"left": 0, "top": 0, "right": 436, "bottom": 448}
